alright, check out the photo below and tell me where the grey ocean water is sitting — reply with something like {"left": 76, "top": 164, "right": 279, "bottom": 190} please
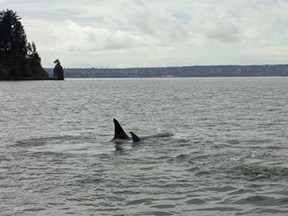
{"left": 1, "top": 77, "right": 288, "bottom": 216}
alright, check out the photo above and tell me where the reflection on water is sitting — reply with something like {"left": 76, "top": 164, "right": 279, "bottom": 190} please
{"left": 1, "top": 77, "right": 288, "bottom": 215}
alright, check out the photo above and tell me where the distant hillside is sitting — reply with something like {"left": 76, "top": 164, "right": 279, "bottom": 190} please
{"left": 46, "top": 64, "right": 288, "bottom": 78}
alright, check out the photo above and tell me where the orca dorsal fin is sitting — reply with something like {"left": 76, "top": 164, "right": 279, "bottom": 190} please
{"left": 113, "top": 118, "right": 130, "bottom": 140}
{"left": 130, "top": 132, "right": 141, "bottom": 143}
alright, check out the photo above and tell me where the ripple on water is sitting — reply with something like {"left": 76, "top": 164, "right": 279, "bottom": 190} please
{"left": 234, "top": 195, "right": 288, "bottom": 206}
{"left": 134, "top": 211, "right": 174, "bottom": 216}
{"left": 228, "top": 164, "right": 288, "bottom": 181}
{"left": 186, "top": 198, "right": 206, "bottom": 205}
{"left": 236, "top": 207, "right": 288, "bottom": 215}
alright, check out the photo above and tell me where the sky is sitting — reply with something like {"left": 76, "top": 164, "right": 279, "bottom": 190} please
{"left": 1, "top": 0, "right": 288, "bottom": 68}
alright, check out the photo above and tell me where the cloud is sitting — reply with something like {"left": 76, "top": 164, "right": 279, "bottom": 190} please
{"left": 3, "top": 0, "right": 288, "bottom": 67}
{"left": 22, "top": 0, "right": 288, "bottom": 48}
{"left": 191, "top": 9, "right": 242, "bottom": 43}
{"left": 47, "top": 20, "right": 147, "bottom": 52}
{"left": 115, "top": 0, "right": 188, "bottom": 45}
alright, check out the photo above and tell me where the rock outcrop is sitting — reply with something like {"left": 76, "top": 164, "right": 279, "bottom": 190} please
{"left": 53, "top": 59, "right": 64, "bottom": 80}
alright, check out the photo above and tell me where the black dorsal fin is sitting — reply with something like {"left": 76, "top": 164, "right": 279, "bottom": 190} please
{"left": 113, "top": 118, "right": 130, "bottom": 140}
{"left": 130, "top": 132, "right": 141, "bottom": 143}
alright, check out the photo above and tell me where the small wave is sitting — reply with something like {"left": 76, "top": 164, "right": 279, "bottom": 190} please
{"left": 195, "top": 206, "right": 241, "bottom": 212}
{"left": 226, "top": 140, "right": 240, "bottom": 145}
{"left": 237, "top": 207, "right": 288, "bottom": 215}
{"left": 152, "top": 204, "right": 175, "bottom": 209}
{"left": 174, "top": 154, "right": 190, "bottom": 161}
{"left": 126, "top": 198, "right": 155, "bottom": 206}
{"left": 186, "top": 198, "right": 206, "bottom": 205}
{"left": 167, "top": 154, "right": 190, "bottom": 164}
{"left": 228, "top": 164, "right": 288, "bottom": 181}
{"left": 14, "top": 135, "right": 95, "bottom": 147}
{"left": 75, "top": 176, "right": 103, "bottom": 185}
{"left": 234, "top": 195, "right": 288, "bottom": 206}
{"left": 135, "top": 211, "right": 174, "bottom": 216}
{"left": 22, "top": 207, "right": 46, "bottom": 212}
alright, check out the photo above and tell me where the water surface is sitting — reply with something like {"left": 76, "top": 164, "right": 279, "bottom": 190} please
{"left": 1, "top": 77, "right": 288, "bottom": 215}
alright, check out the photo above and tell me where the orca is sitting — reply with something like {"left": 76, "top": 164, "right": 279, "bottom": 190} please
{"left": 113, "top": 118, "right": 130, "bottom": 140}
{"left": 112, "top": 118, "right": 173, "bottom": 144}
{"left": 130, "top": 132, "right": 141, "bottom": 143}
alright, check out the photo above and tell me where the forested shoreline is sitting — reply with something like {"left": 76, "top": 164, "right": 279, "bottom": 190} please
{"left": 0, "top": 10, "right": 49, "bottom": 80}
{"left": 46, "top": 64, "right": 288, "bottom": 78}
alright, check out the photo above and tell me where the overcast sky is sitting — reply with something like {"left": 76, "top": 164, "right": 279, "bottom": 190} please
{"left": 2, "top": 0, "right": 288, "bottom": 68}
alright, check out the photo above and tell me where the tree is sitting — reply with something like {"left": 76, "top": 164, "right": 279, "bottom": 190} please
{"left": 0, "top": 9, "right": 27, "bottom": 54}
{"left": 26, "top": 42, "right": 32, "bottom": 55}
{"left": 0, "top": 9, "right": 49, "bottom": 80}
{"left": 27, "top": 41, "right": 37, "bottom": 55}
{"left": 31, "top": 41, "right": 37, "bottom": 53}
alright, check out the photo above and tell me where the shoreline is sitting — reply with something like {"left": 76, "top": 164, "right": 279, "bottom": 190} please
{"left": 0, "top": 77, "right": 64, "bottom": 81}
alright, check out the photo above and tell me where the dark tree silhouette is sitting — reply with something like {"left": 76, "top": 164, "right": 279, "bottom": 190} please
{"left": 26, "top": 42, "right": 32, "bottom": 54}
{"left": 0, "top": 9, "right": 49, "bottom": 80}
{"left": 0, "top": 9, "right": 27, "bottom": 54}
{"left": 31, "top": 41, "right": 36, "bottom": 53}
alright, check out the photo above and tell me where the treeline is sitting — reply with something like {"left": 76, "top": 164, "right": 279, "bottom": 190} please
{"left": 46, "top": 64, "right": 288, "bottom": 78}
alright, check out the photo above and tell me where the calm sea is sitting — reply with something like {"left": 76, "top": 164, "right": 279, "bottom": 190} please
{"left": 1, "top": 77, "right": 288, "bottom": 216}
